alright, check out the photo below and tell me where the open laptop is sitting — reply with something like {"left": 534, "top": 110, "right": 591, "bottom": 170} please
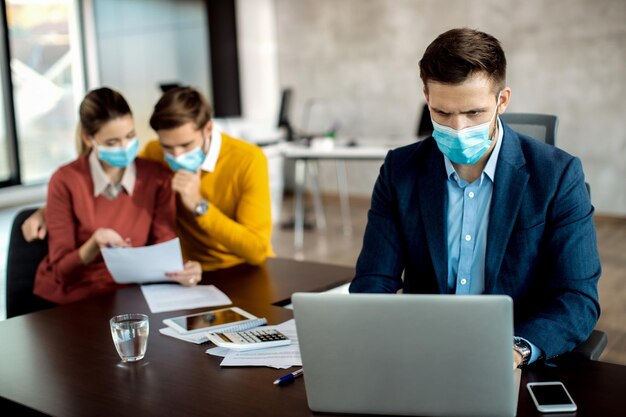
{"left": 292, "top": 293, "right": 519, "bottom": 417}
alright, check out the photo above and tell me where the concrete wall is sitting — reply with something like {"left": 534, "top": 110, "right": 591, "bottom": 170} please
{"left": 274, "top": 0, "right": 626, "bottom": 216}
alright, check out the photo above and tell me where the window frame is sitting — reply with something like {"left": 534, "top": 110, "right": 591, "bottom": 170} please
{"left": 0, "top": 0, "right": 89, "bottom": 190}
{"left": 0, "top": 0, "right": 20, "bottom": 187}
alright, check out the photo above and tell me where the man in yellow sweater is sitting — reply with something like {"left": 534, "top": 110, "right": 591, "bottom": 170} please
{"left": 23, "top": 87, "right": 274, "bottom": 271}
{"left": 143, "top": 87, "right": 274, "bottom": 270}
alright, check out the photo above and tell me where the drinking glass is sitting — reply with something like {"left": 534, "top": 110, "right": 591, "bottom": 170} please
{"left": 110, "top": 313, "right": 149, "bottom": 362}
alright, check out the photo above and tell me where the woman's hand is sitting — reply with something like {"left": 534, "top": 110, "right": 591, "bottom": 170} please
{"left": 79, "top": 228, "right": 130, "bottom": 264}
{"left": 92, "top": 228, "right": 131, "bottom": 248}
{"left": 166, "top": 260, "right": 202, "bottom": 287}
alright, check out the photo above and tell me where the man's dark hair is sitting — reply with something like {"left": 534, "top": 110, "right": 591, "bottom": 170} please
{"left": 419, "top": 28, "right": 506, "bottom": 92}
{"left": 150, "top": 86, "right": 212, "bottom": 131}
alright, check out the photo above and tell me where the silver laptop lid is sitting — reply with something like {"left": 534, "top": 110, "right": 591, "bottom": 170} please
{"left": 292, "top": 293, "right": 515, "bottom": 417}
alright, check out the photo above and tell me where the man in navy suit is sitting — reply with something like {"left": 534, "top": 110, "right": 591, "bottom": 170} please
{"left": 349, "top": 28, "right": 601, "bottom": 368}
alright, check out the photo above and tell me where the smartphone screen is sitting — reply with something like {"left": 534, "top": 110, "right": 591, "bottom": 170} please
{"left": 527, "top": 382, "right": 576, "bottom": 412}
{"left": 170, "top": 308, "right": 249, "bottom": 331}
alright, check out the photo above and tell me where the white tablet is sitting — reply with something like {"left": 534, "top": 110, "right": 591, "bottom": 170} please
{"left": 162, "top": 307, "right": 257, "bottom": 334}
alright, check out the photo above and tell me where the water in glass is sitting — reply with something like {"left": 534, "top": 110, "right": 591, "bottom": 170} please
{"left": 110, "top": 314, "right": 149, "bottom": 362}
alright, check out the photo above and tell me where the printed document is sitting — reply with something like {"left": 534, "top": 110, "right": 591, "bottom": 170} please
{"left": 141, "top": 284, "right": 232, "bottom": 313}
{"left": 102, "top": 238, "right": 183, "bottom": 284}
{"left": 206, "top": 319, "right": 301, "bottom": 369}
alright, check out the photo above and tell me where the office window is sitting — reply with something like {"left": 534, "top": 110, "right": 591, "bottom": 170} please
{"left": 6, "top": 0, "right": 84, "bottom": 184}
{"left": 0, "top": 63, "right": 10, "bottom": 183}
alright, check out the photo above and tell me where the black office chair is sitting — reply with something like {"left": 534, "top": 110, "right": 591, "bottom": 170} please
{"left": 6, "top": 208, "right": 55, "bottom": 319}
{"left": 569, "top": 329, "right": 608, "bottom": 361}
{"left": 278, "top": 88, "right": 295, "bottom": 141}
{"left": 501, "top": 112, "right": 590, "bottom": 198}
{"left": 416, "top": 103, "right": 433, "bottom": 139}
{"left": 500, "top": 112, "right": 558, "bottom": 146}
{"left": 158, "top": 82, "right": 181, "bottom": 93}
{"left": 500, "top": 113, "right": 603, "bottom": 360}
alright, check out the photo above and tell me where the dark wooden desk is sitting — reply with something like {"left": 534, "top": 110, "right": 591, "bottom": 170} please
{"left": 1, "top": 258, "right": 624, "bottom": 417}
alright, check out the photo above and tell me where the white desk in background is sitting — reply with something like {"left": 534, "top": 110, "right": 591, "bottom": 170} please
{"left": 282, "top": 143, "right": 390, "bottom": 252}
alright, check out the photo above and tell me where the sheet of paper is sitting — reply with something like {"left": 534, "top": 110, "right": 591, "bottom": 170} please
{"left": 159, "top": 326, "right": 209, "bottom": 344}
{"left": 283, "top": 282, "right": 351, "bottom": 310}
{"left": 207, "top": 319, "right": 301, "bottom": 369}
{"left": 102, "top": 238, "right": 183, "bottom": 284}
{"left": 140, "top": 284, "right": 232, "bottom": 313}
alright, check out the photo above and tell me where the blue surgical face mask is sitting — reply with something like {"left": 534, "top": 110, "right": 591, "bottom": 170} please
{"left": 164, "top": 141, "right": 206, "bottom": 172}
{"left": 431, "top": 95, "right": 500, "bottom": 165}
{"left": 95, "top": 138, "right": 139, "bottom": 168}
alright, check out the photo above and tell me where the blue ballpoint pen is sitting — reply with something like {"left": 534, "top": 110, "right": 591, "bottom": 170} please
{"left": 273, "top": 368, "right": 304, "bottom": 385}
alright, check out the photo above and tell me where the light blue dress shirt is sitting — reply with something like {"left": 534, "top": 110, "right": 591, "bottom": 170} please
{"left": 443, "top": 118, "right": 542, "bottom": 363}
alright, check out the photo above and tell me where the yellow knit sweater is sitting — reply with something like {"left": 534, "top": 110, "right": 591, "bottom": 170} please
{"left": 141, "top": 133, "right": 274, "bottom": 270}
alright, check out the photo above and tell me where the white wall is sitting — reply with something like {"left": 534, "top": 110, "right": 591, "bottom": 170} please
{"left": 92, "top": 0, "right": 211, "bottom": 143}
{"left": 236, "top": 0, "right": 280, "bottom": 125}
{"left": 273, "top": 0, "right": 626, "bottom": 216}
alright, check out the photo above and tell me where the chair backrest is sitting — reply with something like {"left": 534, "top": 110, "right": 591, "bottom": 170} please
{"left": 6, "top": 208, "right": 54, "bottom": 318}
{"left": 500, "top": 112, "right": 559, "bottom": 146}
{"left": 277, "top": 88, "right": 295, "bottom": 141}
{"left": 501, "top": 112, "right": 591, "bottom": 198}
{"left": 416, "top": 103, "right": 433, "bottom": 139}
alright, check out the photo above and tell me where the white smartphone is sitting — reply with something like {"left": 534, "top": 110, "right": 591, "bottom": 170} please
{"left": 526, "top": 382, "right": 577, "bottom": 413}
{"left": 162, "top": 307, "right": 256, "bottom": 334}
{"left": 206, "top": 328, "right": 291, "bottom": 351}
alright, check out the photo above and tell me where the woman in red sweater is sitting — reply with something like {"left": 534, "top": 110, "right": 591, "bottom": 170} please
{"left": 34, "top": 88, "right": 202, "bottom": 304}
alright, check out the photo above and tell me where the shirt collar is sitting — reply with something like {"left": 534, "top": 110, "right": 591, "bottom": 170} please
{"left": 444, "top": 117, "right": 504, "bottom": 184}
{"left": 88, "top": 149, "right": 136, "bottom": 197}
{"left": 200, "top": 127, "right": 222, "bottom": 172}
{"left": 482, "top": 116, "right": 504, "bottom": 182}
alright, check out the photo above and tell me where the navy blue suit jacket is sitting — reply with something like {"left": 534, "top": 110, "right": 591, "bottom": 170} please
{"left": 350, "top": 123, "right": 601, "bottom": 359}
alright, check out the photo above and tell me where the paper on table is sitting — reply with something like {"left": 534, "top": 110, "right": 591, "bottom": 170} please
{"left": 140, "top": 284, "right": 232, "bottom": 313}
{"left": 101, "top": 238, "right": 183, "bottom": 284}
{"left": 283, "top": 282, "right": 351, "bottom": 310}
{"left": 159, "top": 326, "right": 210, "bottom": 344}
{"left": 206, "top": 319, "right": 301, "bottom": 369}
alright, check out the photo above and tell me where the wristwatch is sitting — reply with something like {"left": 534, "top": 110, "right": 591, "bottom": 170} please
{"left": 194, "top": 199, "right": 209, "bottom": 217}
{"left": 513, "top": 337, "right": 532, "bottom": 367}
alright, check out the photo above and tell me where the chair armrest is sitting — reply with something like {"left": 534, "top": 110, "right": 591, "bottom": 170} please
{"left": 571, "top": 329, "right": 607, "bottom": 361}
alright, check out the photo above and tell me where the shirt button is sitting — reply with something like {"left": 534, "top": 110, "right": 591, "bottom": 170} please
{"left": 460, "top": 278, "right": 468, "bottom": 285}
{"left": 468, "top": 191, "right": 475, "bottom": 198}
{"left": 465, "top": 234, "right": 471, "bottom": 241}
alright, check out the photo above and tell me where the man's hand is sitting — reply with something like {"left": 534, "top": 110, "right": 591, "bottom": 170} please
{"left": 22, "top": 207, "right": 47, "bottom": 241}
{"left": 171, "top": 169, "right": 202, "bottom": 212}
{"left": 166, "top": 261, "right": 202, "bottom": 287}
{"left": 513, "top": 348, "right": 523, "bottom": 370}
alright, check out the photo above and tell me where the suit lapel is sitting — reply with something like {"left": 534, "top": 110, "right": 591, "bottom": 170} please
{"left": 415, "top": 141, "right": 449, "bottom": 293}
{"left": 485, "top": 125, "right": 529, "bottom": 292}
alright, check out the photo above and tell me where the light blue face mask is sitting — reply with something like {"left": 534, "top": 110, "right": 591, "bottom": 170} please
{"left": 164, "top": 143, "right": 206, "bottom": 172}
{"left": 431, "top": 96, "right": 500, "bottom": 165}
{"left": 96, "top": 138, "right": 139, "bottom": 168}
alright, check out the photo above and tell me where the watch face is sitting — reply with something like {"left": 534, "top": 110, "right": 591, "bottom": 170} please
{"left": 195, "top": 200, "right": 209, "bottom": 216}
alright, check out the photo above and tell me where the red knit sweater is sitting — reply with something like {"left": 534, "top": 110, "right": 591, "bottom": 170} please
{"left": 34, "top": 155, "right": 176, "bottom": 304}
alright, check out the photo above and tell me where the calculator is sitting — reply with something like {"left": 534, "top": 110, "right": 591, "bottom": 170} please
{"left": 206, "top": 328, "right": 291, "bottom": 351}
